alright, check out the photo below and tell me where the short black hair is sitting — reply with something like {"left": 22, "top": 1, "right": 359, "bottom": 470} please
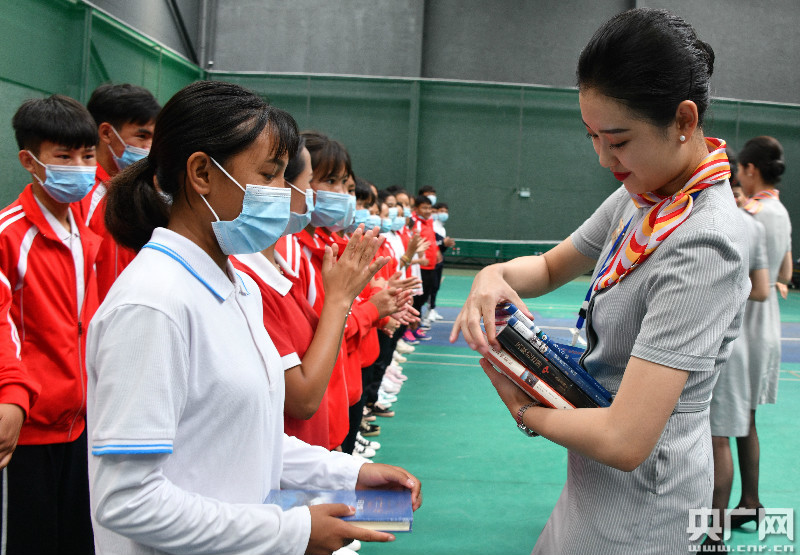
{"left": 415, "top": 194, "right": 432, "bottom": 207}
{"left": 434, "top": 202, "right": 448, "bottom": 210}
{"left": 284, "top": 135, "right": 307, "bottom": 184}
{"left": 419, "top": 185, "right": 436, "bottom": 195}
{"left": 87, "top": 83, "right": 161, "bottom": 129}
{"left": 302, "top": 130, "right": 353, "bottom": 182}
{"left": 12, "top": 94, "right": 98, "bottom": 153}
{"left": 355, "top": 176, "right": 375, "bottom": 207}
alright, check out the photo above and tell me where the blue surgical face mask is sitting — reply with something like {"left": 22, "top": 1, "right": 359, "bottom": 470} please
{"left": 109, "top": 126, "right": 149, "bottom": 170}
{"left": 380, "top": 218, "right": 393, "bottom": 233}
{"left": 364, "top": 214, "right": 382, "bottom": 231}
{"left": 201, "top": 157, "right": 291, "bottom": 255}
{"left": 390, "top": 216, "right": 406, "bottom": 232}
{"left": 310, "top": 190, "right": 355, "bottom": 232}
{"left": 436, "top": 212, "right": 449, "bottom": 223}
{"left": 28, "top": 151, "right": 95, "bottom": 203}
{"left": 282, "top": 182, "right": 315, "bottom": 236}
{"left": 387, "top": 207, "right": 399, "bottom": 219}
{"left": 344, "top": 208, "right": 371, "bottom": 234}
{"left": 427, "top": 194, "right": 437, "bottom": 206}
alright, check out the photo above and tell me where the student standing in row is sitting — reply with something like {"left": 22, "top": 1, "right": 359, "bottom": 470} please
{"left": 80, "top": 83, "right": 160, "bottom": 301}
{"left": 231, "top": 136, "right": 388, "bottom": 451}
{"left": 1, "top": 94, "right": 101, "bottom": 554}
{"left": 88, "top": 80, "right": 421, "bottom": 555}
{"left": 452, "top": 8, "right": 748, "bottom": 553}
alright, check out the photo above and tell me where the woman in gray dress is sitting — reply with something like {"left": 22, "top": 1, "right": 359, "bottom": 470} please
{"left": 451, "top": 8, "right": 749, "bottom": 554}
{"left": 728, "top": 136, "right": 792, "bottom": 527}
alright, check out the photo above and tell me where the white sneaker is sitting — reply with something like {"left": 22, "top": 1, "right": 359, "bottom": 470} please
{"left": 383, "top": 372, "right": 404, "bottom": 385}
{"left": 346, "top": 539, "right": 362, "bottom": 551}
{"left": 396, "top": 339, "right": 415, "bottom": 354}
{"left": 356, "top": 432, "right": 381, "bottom": 450}
{"left": 392, "top": 351, "right": 407, "bottom": 363}
{"left": 428, "top": 308, "right": 444, "bottom": 321}
{"left": 387, "top": 364, "right": 407, "bottom": 378}
{"left": 420, "top": 318, "right": 431, "bottom": 329}
{"left": 378, "top": 391, "right": 398, "bottom": 404}
{"left": 386, "top": 370, "right": 408, "bottom": 384}
{"left": 353, "top": 442, "right": 376, "bottom": 458}
{"left": 380, "top": 379, "right": 401, "bottom": 394}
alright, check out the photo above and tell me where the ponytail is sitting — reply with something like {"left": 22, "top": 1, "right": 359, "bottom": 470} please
{"left": 106, "top": 156, "right": 170, "bottom": 251}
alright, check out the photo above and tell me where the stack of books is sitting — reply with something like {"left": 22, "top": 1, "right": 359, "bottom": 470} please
{"left": 483, "top": 303, "right": 613, "bottom": 409}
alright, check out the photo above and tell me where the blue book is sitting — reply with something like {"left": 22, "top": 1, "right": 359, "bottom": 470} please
{"left": 500, "top": 303, "right": 613, "bottom": 406}
{"left": 264, "top": 489, "right": 413, "bottom": 532}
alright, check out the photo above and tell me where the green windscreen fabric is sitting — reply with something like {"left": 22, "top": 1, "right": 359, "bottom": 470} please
{"left": 0, "top": 0, "right": 203, "bottom": 207}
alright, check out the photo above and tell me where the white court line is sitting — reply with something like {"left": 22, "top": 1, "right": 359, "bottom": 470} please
{"left": 402, "top": 361, "right": 478, "bottom": 368}
{"left": 405, "top": 352, "right": 480, "bottom": 359}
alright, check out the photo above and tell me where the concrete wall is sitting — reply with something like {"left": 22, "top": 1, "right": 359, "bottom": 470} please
{"left": 209, "top": 0, "right": 425, "bottom": 76}
{"left": 207, "top": 0, "right": 798, "bottom": 104}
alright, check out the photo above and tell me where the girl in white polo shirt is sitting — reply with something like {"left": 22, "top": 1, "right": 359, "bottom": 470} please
{"left": 86, "top": 80, "right": 421, "bottom": 555}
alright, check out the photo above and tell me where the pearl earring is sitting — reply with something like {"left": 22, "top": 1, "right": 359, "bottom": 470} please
{"left": 679, "top": 135, "right": 686, "bottom": 143}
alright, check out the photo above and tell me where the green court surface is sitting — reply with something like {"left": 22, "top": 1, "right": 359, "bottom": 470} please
{"left": 366, "top": 267, "right": 800, "bottom": 555}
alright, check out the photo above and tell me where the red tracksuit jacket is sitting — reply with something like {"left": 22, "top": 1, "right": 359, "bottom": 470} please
{"left": 0, "top": 184, "right": 100, "bottom": 445}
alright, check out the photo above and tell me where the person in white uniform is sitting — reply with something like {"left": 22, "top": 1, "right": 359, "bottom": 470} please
{"left": 87, "top": 80, "right": 421, "bottom": 555}
{"left": 451, "top": 8, "right": 748, "bottom": 554}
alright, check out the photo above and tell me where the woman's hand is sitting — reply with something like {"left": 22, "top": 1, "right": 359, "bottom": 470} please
{"left": 321, "top": 226, "right": 388, "bottom": 306}
{"left": 449, "top": 264, "right": 530, "bottom": 355}
{"left": 306, "top": 503, "right": 395, "bottom": 555}
{"left": 356, "top": 462, "right": 422, "bottom": 511}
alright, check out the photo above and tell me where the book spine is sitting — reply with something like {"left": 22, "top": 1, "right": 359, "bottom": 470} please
{"left": 497, "top": 325, "right": 597, "bottom": 408}
{"left": 499, "top": 302, "right": 612, "bottom": 405}
{"left": 532, "top": 324, "right": 612, "bottom": 403}
{"left": 484, "top": 341, "right": 574, "bottom": 409}
{"left": 508, "top": 317, "right": 611, "bottom": 407}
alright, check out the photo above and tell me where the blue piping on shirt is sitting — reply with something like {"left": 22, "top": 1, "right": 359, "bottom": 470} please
{"left": 142, "top": 242, "right": 225, "bottom": 301}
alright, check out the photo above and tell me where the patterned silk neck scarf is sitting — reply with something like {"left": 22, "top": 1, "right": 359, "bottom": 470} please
{"left": 594, "top": 137, "right": 730, "bottom": 291}
{"left": 573, "top": 137, "right": 731, "bottom": 343}
{"left": 743, "top": 188, "right": 779, "bottom": 215}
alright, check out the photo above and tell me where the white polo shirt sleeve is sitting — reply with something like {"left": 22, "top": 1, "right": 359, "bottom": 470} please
{"left": 90, "top": 304, "right": 186, "bottom": 455}
{"left": 281, "top": 434, "right": 365, "bottom": 491}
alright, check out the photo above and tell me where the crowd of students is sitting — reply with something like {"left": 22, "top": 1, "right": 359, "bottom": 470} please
{"left": 0, "top": 80, "right": 459, "bottom": 554}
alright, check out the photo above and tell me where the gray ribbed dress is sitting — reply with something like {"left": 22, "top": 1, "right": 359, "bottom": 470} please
{"left": 747, "top": 197, "right": 792, "bottom": 406}
{"left": 531, "top": 184, "right": 749, "bottom": 555}
{"left": 710, "top": 210, "right": 768, "bottom": 437}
